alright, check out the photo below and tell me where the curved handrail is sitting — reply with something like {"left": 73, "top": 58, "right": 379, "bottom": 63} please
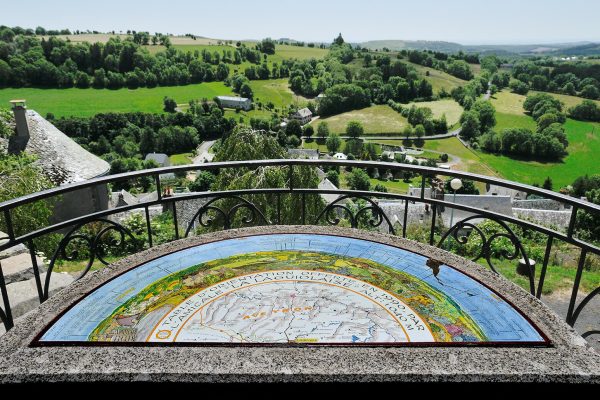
{"left": 0, "top": 158, "right": 598, "bottom": 339}
{"left": 1, "top": 159, "right": 599, "bottom": 214}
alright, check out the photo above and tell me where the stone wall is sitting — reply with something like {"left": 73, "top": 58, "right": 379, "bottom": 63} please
{"left": 513, "top": 208, "right": 572, "bottom": 230}
{"left": 512, "top": 199, "right": 567, "bottom": 211}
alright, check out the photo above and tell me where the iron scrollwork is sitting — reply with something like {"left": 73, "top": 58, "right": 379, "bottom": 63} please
{"left": 315, "top": 195, "right": 396, "bottom": 235}
{"left": 437, "top": 215, "right": 535, "bottom": 295}
{"left": 184, "top": 195, "right": 270, "bottom": 237}
{"left": 44, "top": 218, "right": 138, "bottom": 300}
{"left": 568, "top": 286, "right": 600, "bottom": 339}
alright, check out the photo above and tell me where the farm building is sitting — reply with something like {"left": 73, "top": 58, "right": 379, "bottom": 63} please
{"left": 4, "top": 100, "right": 110, "bottom": 224}
{"left": 145, "top": 153, "right": 171, "bottom": 167}
{"left": 216, "top": 96, "right": 252, "bottom": 111}
{"left": 145, "top": 153, "right": 175, "bottom": 180}
{"left": 291, "top": 108, "right": 313, "bottom": 125}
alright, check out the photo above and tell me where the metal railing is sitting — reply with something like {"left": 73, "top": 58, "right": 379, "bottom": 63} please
{"left": 0, "top": 159, "right": 598, "bottom": 340}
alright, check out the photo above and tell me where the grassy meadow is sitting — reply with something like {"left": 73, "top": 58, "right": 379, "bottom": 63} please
{"left": 0, "top": 82, "right": 234, "bottom": 117}
{"left": 314, "top": 105, "right": 409, "bottom": 134}
{"left": 480, "top": 90, "right": 600, "bottom": 187}
{"left": 408, "top": 99, "right": 463, "bottom": 126}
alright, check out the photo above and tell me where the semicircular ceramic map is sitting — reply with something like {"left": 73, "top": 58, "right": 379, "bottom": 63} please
{"left": 38, "top": 234, "right": 547, "bottom": 345}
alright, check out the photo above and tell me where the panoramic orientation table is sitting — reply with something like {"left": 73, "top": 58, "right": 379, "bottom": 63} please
{"left": 0, "top": 226, "right": 599, "bottom": 383}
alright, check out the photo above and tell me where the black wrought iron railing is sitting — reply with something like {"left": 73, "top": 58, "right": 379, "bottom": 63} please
{"left": 0, "top": 159, "right": 599, "bottom": 340}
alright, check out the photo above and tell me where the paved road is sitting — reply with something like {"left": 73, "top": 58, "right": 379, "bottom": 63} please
{"left": 301, "top": 127, "right": 461, "bottom": 142}
{"left": 193, "top": 140, "right": 216, "bottom": 164}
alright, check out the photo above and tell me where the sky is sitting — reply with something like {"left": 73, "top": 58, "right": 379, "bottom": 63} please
{"left": 1, "top": 0, "right": 599, "bottom": 45}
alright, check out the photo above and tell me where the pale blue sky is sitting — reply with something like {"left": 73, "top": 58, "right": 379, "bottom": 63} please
{"left": 1, "top": 0, "right": 598, "bottom": 45}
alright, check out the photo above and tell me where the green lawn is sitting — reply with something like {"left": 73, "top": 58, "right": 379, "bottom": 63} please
{"left": 0, "top": 82, "right": 234, "bottom": 118}
{"left": 169, "top": 153, "right": 194, "bottom": 165}
{"left": 369, "top": 178, "right": 413, "bottom": 194}
{"left": 477, "top": 119, "right": 600, "bottom": 188}
{"left": 483, "top": 90, "right": 600, "bottom": 187}
{"left": 314, "top": 105, "right": 409, "bottom": 134}
{"left": 249, "top": 78, "right": 310, "bottom": 109}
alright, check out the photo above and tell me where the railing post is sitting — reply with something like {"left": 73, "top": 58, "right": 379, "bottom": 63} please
{"left": 567, "top": 206, "right": 578, "bottom": 238}
{"left": 566, "top": 249, "right": 587, "bottom": 326}
{"left": 145, "top": 206, "right": 153, "bottom": 248}
{"left": 171, "top": 202, "right": 179, "bottom": 240}
{"left": 0, "top": 263, "right": 13, "bottom": 331}
{"left": 27, "top": 240, "right": 44, "bottom": 303}
{"left": 3, "top": 209, "right": 15, "bottom": 242}
{"left": 402, "top": 200, "right": 408, "bottom": 238}
{"left": 429, "top": 205, "right": 437, "bottom": 245}
{"left": 536, "top": 236, "right": 553, "bottom": 299}
{"left": 155, "top": 175, "right": 162, "bottom": 202}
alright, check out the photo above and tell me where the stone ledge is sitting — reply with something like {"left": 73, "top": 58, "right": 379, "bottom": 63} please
{"left": 0, "top": 226, "right": 598, "bottom": 383}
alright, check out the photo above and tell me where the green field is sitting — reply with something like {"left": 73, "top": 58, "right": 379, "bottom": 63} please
{"left": 314, "top": 105, "right": 409, "bottom": 134}
{"left": 0, "top": 82, "right": 234, "bottom": 117}
{"left": 249, "top": 79, "right": 310, "bottom": 109}
{"left": 406, "top": 61, "right": 468, "bottom": 94}
{"left": 477, "top": 119, "right": 600, "bottom": 188}
{"left": 407, "top": 99, "right": 463, "bottom": 126}
{"left": 169, "top": 153, "right": 194, "bottom": 165}
{"left": 530, "top": 91, "right": 600, "bottom": 110}
{"left": 479, "top": 90, "right": 600, "bottom": 187}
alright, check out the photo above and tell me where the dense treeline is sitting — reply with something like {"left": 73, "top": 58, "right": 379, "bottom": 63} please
{"left": 478, "top": 93, "right": 568, "bottom": 160}
{"left": 288, "top": 35, "right": 435, "bottom": 116}
{"left": 509, "top": 60, "right": 600, "bottom": 100}
{"left": 0, "top": 28, "right": 272, "bottom": 89}
{"left": 52, "top": 101, "right": 236, "bottom": 177}
{"left": 403, "top": 49, "right": 476, "bottom": 80}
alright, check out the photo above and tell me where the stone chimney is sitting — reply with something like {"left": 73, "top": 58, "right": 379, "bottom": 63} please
{"left": 8, "top": 100, "right": 30, "bottom": 153}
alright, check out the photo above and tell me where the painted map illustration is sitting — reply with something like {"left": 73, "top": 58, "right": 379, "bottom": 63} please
{"left": 39, "top": 234, "right": 546, "bottom": 344}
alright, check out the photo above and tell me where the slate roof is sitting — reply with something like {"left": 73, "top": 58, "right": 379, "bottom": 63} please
{"left": 294, "top": 108, "right": 312, "bottom": 118}
{"left": 216, "top": 96, "right": 250, "bottom": 102}
{"left": 20, "top": 110, "right": 110, "bottom": 185}
{"left": 145, "top": 153, "right": 170, "bottom": 166}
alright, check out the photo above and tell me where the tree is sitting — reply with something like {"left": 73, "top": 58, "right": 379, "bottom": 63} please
{"left": 326, "top": 132, "right": 341, "bottom": 153}
{"left": 374, "top": 183, "right": 388, "bottom": 193}
{"left": 139, "top": 128, "right": 156, "bottom": 155}
{"left": 333, "top": 33, "right": 345, "bottom": 46}
{"left": 303, "top": 124, "right": 314, "bottom": 139}
{"left": 471, "top": 100, "right": 496, "bottom": 132}
{"left": 326, "top": 170, "right": 340, "bottom": 187}
{"left": 346, "top": 120, "right": 364, "bottom": 139}
{"left": 163, "top": 96, "right": 177, "bottom": 113}
{"left": 317, "top": 122, "right": 329, "bottom": 140}
{"left": 542, "top": 176, "right": 553, "bottom": 191}
{"left": 189, "top": 171, "right": 216, "bottom": 192}
{"left": 285, "top": 119, "right": 302, "bottom": 137}
{"left": 258, "top": 38, "right": 276, "bottom": 55}
{"left": 509, "top": 79, "right": 529, "bottom": 95}
{"left": 347, "top": 168, "right": 371, "bottom": 191}
{"left": 240, "top": 83, "right": 253, "bottom": 99}
{"left": 0, "top": 154, "right": 55, "bottom": 244}
{"left": 211, "top": 126, "right": 322, "bottom": 226}
{"left": 569, "top": 100, "right": 600, "bottom": 122}
{"left": 459, "top": 110, "right": 481, "bottom": 142}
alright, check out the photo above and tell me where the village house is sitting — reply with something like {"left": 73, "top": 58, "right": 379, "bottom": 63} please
{"left": 291, "top": 107, "right": 313, "bottom": 125}
{"left": 216, "top": 96, "right": 252, "bottom": 111}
